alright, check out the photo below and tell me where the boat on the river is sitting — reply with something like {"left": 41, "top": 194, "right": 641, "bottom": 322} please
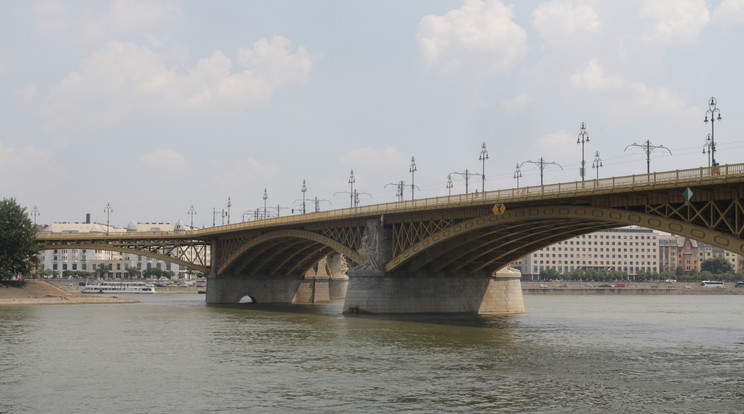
{"left": 81, "top": 281, "right": 156, "bottom": 294}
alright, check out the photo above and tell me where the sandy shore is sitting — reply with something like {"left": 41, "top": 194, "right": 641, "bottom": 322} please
{"left": 0, "top": 280, "right": 139, "bottom": 306}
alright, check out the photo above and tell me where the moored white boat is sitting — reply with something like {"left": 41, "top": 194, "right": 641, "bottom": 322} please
{"left": 81, "top": 281, "right": 156, "bottom": 294}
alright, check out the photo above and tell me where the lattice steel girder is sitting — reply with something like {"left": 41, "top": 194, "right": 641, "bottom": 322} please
{"left": 38, "top": 240, "right": 210, "bottom": 274}
{"left": 386, "top": 205, "right": 744, "bottom": 273}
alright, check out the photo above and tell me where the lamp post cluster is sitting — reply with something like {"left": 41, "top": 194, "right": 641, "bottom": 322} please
{"left": 184, "top": 97, "right": 723, "bottom": 228}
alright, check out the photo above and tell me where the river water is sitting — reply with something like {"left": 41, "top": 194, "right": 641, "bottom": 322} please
{"left": 1, "top": 294, "right": 742, "bottom": 413}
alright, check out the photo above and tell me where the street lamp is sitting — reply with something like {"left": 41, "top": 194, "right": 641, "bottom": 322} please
{"left": 625, "top": 140, "right": 671, "bottom": 174}
{"left": 451, "top": 169, "right": 476, "bottom": 193}
{"left": 348, "top": 170, "right": 355, "bottom": 208}
{"left": 31, "top": 205, "right": 40, "bottom": 226}
{"left": 188, "top": 205, "right": 196, "bottom": 228}
{"left": 263, "top": 188, "right": 268, "bottom": 219}
{"left": 227, "top": 197, "right": 231, "bottom": 225}
{"left": 702, "top": 134, "right": 713, "bottom": 167}
{"left": 301, "top": 179, "right": 307, "bottom": 214}
{"left": 409, "top": 157, "right": 417, "bottom": 200}
{"left": 577, "top": 122, "right": 589, "bottom": 182}
{"left": 704, "top": 97, "right": 722, "bottom": 165}
{"left": 521, "top": 158, "right": 563, "bottom": 186}
{"left": 446, "top": 174, "right": 453, "bottom": 196}
{"left": 104, "top": 202, "right": 113, "bottom": 235}
{"left": 479, "top": 142, "right": 488, "bottom": 192}
{"left": 513, "top": 163, "right": 522, "bottom": 188}
{"left": 591, "top": 151, "right": 603, "bottom": 179}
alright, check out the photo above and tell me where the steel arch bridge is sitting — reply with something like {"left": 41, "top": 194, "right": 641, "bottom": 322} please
{"left": 36, "top": 163, "right": 744, "bottom": 278}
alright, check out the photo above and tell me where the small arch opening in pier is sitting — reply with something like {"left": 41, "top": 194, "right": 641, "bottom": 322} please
{"left": 238, "top": 295, "right": 257, "bottom": 304}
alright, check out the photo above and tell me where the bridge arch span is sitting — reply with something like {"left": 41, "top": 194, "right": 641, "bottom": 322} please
{"left": 386, "top": 205, "right": 744, "bottom": 274}
{"left": 218, "top": 229, "right": 363, "bottom": 276}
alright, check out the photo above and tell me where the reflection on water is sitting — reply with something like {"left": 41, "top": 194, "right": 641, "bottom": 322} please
{"left": 1, "top": 294, "right": 742, "bottom": 413}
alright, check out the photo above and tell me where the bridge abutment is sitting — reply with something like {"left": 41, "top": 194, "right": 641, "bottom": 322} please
{"left": 343, "top": 267, "right": 524, "bottom": 314}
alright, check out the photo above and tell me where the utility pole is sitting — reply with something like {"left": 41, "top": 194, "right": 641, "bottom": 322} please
{"left": 521, "top": 158, "right": 563, "bottom": 186}
{"left": 625, "top": 140, "right": 671, "bottom": 174}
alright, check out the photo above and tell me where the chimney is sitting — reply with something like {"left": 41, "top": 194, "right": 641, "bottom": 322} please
{"left": 86, "top": 213, "right": 91, "bottom": 224}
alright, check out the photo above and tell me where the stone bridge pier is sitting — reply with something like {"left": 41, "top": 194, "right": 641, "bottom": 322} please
{"left": 343, "top": 219, "right": 524, "bottom": 314}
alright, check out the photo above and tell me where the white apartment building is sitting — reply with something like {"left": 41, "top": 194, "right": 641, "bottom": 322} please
{"left": 38, "top": 218, "right": 200, "bottom": 279}
{"left": 518, "top": 227, "right": 659, "bottom": 278}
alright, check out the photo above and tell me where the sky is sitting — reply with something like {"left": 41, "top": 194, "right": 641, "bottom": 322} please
{"left": 2, "top": 0, "right": 744, "bottom": 228}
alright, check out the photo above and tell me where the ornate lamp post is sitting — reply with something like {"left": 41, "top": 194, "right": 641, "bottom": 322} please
{"left": 702, "top": 134, "right": 713, "bottom": 167}
{"left": 625, "top": 140, "right": 671, "bottom": 174}
{"left": 513, "top": 163, "right": 522, "bottom": 188}
{"left": 188, "top": 205, "right": 196, "bottom": 228}
{"left": 301, "top": 180, "right": 307, "bottom": 214}
{"left": 348, "top": 170, "right": 355, "bottom": 208}
{"left": 263, "top": 188, "right": 268, "bottom": 219}
{"left": 591, "top": 151, "right": 603, "bottom": 179}
{"left": 104, "top": 202, "right": 113, "bottom": 235}
{"left": 577, "top": 122, "right": 589, "bottom": 181}
{"left": 31, "top": 206, "right": 40, "bottom": 226}
{"left": 446, "top": 174, "right": 453, "bottom": 196}
{"left": 704, "top": 97, "right": 722, "bottom": 165}
{"left": 409, "top": 157, "right": 417, "bottom": 200}
{"left": 521, "top": 158, "right": 563, "bottom": 186}
{"left": 227, "top": 197, "right": 231, "bottom": 225}
{"left": 479, "top": 142, "right": 488, "bottom": 192}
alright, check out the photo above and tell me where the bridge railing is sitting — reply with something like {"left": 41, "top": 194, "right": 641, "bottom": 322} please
{"left": 38, "top": 163, "right": 744, "bottom": 240}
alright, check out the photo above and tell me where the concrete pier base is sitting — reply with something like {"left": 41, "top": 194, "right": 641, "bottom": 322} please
{"left": 206, "top": 275, "right": 330, "bottom": 304}
{"left": 343, "top": 267, "right": 524, "bottom": 314}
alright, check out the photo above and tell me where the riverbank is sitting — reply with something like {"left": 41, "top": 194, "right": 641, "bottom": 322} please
{"left": 522, "top": 280, "right": 744, "bottom": 295}
{"left": 45, "top": 280, "right": 201, "bottom": 294}
{"left": 0, "top": 280, "right": 139, "bottom": 306}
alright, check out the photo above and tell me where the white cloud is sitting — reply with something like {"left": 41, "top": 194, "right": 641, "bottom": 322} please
{"left": 0, "top": 141, "right": 68, "bottom": 185}
{"left": 34, "top": 0, "right": 181, "bottom": 40}
{"left": 712, "top": 0, "right": 744, "bottom": 27}
{"left": 18, "top": 85, "right": 38, "bottom": 101}
{"left": 38, "top": 38, "right": 314, "bottom": 132}
{"left": 570, "top": 59, "right": 690, "bottom": 119}
{"left": 339, "top": 147, "right": 409, "bottom": 172}
{"left": 532, "top": 1, "right": 601, "bottom": 42}
{"left": 416, "top": 0, "right": 527, "bottom": 77}
{"left": 570, "top": 59, "right": 623, "bottom": 90}
{"left": 536, "top": 130, "right": 576, "bottom": 157}
{"left": 640, "top": 0, "right": 709, "bottom": 44}
{"left": 500, "top": 93, "right": 531, "bottom": 112}
{"left": 138, "top": 148, "right": 188, "bottom": 169}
